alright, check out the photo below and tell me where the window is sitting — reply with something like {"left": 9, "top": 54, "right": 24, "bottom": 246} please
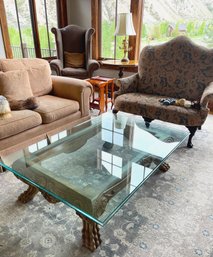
{"left": 3, "top": 0, "right": 67, "bottom": 59}
{"left": 141, "top": 0, "right": 213, "bottom": 49}
{"left": 92, "top": 0, "right": 143, "bottom": 61}
{"left": 101, "top": 0, "right": 131, "bottom": 59}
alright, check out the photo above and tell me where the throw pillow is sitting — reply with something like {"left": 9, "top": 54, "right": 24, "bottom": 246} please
{"left": 64, "top": 52, "right": 85, "bottom": 68}
{"left": 0, "top": 70, "right": 33, "bottom": 101}
{"left": 9, "top": 97, "right": 39, "bottom": 110}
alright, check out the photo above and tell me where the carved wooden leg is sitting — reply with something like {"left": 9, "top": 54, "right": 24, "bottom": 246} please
{"left": 159, "top": 162, "right": 170, "bottom": 172}
{"left": 18, "top": 184, "right": 39, "bottom": 204}
{"left": 77, "top": 212, "right": 102, "bottom": 252}
{"left": 112, "top": 109, "right": 118, "bottom": 114}
{"left": 186, "top": 126, "right": 198, "bottom": 148}
{"left": 143, "top": 117, "right": 154, "bottom": 128}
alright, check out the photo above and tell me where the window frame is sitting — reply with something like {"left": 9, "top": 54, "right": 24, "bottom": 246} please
{"left": 2, "top": 0, "right": 67, "bottom": 60}
{"left": 91, "top": 0, "right": 143, "bottom": 61}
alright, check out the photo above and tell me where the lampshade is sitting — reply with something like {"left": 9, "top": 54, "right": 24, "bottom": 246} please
{"left": 114, "top": 13, "right": 136, "bottom": 36}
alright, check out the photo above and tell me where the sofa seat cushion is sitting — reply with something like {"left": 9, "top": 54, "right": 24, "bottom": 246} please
{"left": 114, "top": 93, "right": 209, "bottom": 126}
{"left": 61, "top": 68, "right": 88, "bottom": 78}
{"left": 0, "top": 110, "right": 42, "bottom": 140}
{"left": 35, "top": 95, "right": 80, "bottom": 124}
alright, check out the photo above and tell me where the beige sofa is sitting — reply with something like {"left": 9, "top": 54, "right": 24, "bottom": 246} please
{"left": 0, "top": 58, "right": 92, "bottom": 162}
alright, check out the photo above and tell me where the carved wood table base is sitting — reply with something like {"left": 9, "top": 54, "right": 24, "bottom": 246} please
{"left": 18, "top": 184, "right": 39, "bottom": 204}
{"left": 16, "top": 177, "right": 102, "bottom": 251}
{"left": 77, "top": 212, "right": 102, "bottom": 252}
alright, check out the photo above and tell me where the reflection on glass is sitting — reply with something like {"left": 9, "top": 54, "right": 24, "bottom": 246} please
{"left": 2, "top": 112, "right": 188, "bottom": 226}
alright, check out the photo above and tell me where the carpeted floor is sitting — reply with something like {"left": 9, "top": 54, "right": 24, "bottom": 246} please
{"left": 0, "top": 114, "right": 213, "bottom": 257}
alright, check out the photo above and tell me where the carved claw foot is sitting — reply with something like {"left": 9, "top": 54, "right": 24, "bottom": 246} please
{"left": 159, "top": 162, "right": 170, "bottom": 172}
{"left": 18, "top": 185, "right": 39, "bottom": 203}
{"left": 77, "top": 212, "right": 102, "bottom": 252}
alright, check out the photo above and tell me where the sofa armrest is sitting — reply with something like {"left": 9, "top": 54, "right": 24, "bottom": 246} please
{"left": 87, "top": 59, "right": 100, "bottom": 77}
{"left": 51, "top": 75, "right": 93, "bottom": 117}
{"left": 200, "top": 82, "right": 213, "bottom": 108}
{"left": 50, "top": 59, "right": 63, "bottom": 76}
{"left": 115, "top": 73, "right": 139, "bottom": 99}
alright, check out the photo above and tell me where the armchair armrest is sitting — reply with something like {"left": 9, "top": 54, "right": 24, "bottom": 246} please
{"left": 87, "top": 59, "right": 100, "bottom": 77}
{"left": 50, "top": 59, "right": 63, "bottom": 76}
{"left": 51, "top": 75, "right": 93, "bottom": 117}
{"left": 114, "top": 73, "right": 140, "bottom": 99}
{"left": 200, "top": 82, "right": 213, "bottom": 108}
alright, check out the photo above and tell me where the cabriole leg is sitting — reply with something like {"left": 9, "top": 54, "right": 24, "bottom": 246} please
{"left": 186, "top": 126, "right": 198, "bottom": 148}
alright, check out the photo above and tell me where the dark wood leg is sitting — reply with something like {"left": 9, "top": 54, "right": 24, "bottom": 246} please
{"left": 77, "top": 212, "right": 102, "bottom": 252}
{"left": 143, "top": 117, "right": 154, "bottom": 128}
{"left": 186, "top": 126, "right": 198, "bottom": 148}
{"left": 18, "top": 184, "right": 39, "bottom": 203}
{"left": 112, "top": 109, "right": 118, "bottom": 114}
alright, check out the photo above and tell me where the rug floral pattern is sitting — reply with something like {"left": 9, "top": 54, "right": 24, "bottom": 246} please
{"left": 0, "top": 115, "right": 213, "bottom": 257}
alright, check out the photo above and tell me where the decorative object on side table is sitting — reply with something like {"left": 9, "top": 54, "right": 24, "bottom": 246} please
{"left": 114, "top": 13, "right": 136, "bottom": 62}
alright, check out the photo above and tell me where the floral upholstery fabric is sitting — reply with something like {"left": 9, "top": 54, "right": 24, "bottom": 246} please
{"left": 114, "top": 36, "right": 213, "bottom": 127}
{"left": 115, "top": 93, "right": 208, "bottom": 126}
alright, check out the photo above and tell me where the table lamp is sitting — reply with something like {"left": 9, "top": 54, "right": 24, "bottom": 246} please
{"left": 114, "top": 12, "right": 136, "bottom": 62}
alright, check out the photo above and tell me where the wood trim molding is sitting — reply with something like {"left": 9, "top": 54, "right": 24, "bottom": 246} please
{"left": 29, "top": 0, "right": 41, "bottom": 58}
{"left": 0, "top": 0, "right": 13, "bottom": 58}
{"left": 57, "top": 0, "right": 68, "bottom": 28}
{"left": 91, "top": 0, "right": 101, "bottom": 59}
{"left": 129, "top": 0, "right": 143, "bottom": 61}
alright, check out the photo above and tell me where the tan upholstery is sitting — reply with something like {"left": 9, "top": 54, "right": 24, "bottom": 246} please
{"left": 34, "top": 95, "right": 79, "bottom": 124}
{"left": 0, "top": 70, "right": 33, "bottom": 100}
{"left": 0, "top": 58, "right": 92, "bottom": 158}
{"left": 114, "top": 36, "right": 213, "bottom": 147}
{"left": 0, "top": 110, "right": 42, "bottom": 139}
{"left": 0, "top": 58, "right": 52, "bottom": 96}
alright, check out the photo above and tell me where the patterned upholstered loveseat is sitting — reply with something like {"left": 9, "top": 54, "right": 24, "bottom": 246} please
{"left": 113, "top": 36, "right": 213, "bottom": 148}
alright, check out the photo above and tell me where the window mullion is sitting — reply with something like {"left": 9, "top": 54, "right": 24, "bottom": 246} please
{"left": 14, "top": 0, "right": 25, "bottom": 57}
{"left": 43, "top": 0, "right": 51, "bottom": 56}
{"left": 28, "top": 0, "right": 41, "bottom": 58}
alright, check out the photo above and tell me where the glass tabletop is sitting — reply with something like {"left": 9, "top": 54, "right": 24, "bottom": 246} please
{"left": 0, "top": 112, "right": 189, "bottom": 226}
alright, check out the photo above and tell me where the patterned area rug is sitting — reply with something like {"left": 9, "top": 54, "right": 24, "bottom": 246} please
{"left": 0, "top": 114, "right": 213, "bottom": 257}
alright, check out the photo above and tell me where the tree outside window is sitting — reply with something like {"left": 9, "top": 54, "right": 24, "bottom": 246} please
{"left": 101, "top": 0, "right": 131, "bottom": 59}
{"left": 141, "top": 0, "right": 213, "bottom": 48}
{"left": 4, "top": 0, "right": 58, "bottom": 58}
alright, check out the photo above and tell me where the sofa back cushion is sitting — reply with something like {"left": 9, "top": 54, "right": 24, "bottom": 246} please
{"left": 0, "top": 58, "right": 52, "bottom": 96}
{"left": 0, "top": 70, "right": 33, "bottom": 100}
{"left": 138, "top": 36, "right": 213, "bottom": 101}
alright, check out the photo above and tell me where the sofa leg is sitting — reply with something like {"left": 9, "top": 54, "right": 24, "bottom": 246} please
{"left": 143, "top": 117, "right": 154, "bottom": 128}
{"left": 112, "top": 109, "right": 118, "bottom": 114}
{"left": 186, "top": 126, "right": 198, "bottom": 148}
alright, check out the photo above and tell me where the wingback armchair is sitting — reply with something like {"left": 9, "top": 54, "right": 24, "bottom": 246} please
{"left": 50, "top": 25, "right": 100, "bottom": 79}
{"left": 113, "top": 36, "right": 213, "bottom": 148}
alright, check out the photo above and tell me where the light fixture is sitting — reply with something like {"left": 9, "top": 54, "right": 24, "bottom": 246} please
{"left": 114, "top": 12, "right": 136, "bottom": 62}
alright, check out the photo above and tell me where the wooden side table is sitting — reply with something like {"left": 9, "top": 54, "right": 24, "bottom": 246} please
{"left": 101, "top": 60, "right": 138, "bottom": 78}
{"left": 87, "top": 76, "right": 115, "bottom": 114}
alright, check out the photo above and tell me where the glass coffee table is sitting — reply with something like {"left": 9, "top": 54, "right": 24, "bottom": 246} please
{"left": 0, "top": 112, "right": 188, "bottom": 251}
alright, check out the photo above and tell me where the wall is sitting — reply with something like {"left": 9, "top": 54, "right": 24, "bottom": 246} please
{"left": 67, "top": 0, "right": 91, "bottom": 29}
